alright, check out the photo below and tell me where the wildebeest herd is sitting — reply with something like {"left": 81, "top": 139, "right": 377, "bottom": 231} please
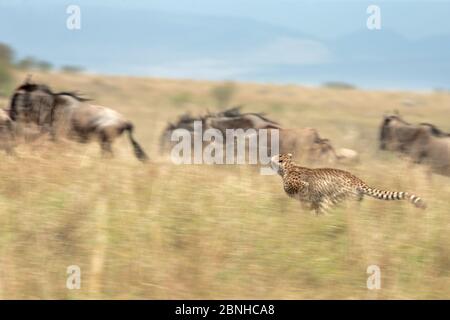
{"left": 159, "top": 106, "right": 358, "bottom": 164}
{"left": 4, "top": 80, "right": 148, "bottom": 161}
{"left": 0, "top": 79, "right": 447, "bottom": 212}
{"left": 0, "top": 79, "right": 448, "bottom": 179}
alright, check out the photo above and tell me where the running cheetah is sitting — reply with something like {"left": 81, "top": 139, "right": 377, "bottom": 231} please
{"left": 271, "top": 153, "right": 426, "bottom": 214}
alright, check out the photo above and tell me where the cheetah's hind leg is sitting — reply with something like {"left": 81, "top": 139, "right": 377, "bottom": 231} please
{"left": 356, "top": 190, "right": 364, "bottom": 202}
{"left": 310, "top": 201, "right": 326, "bottom": 216}
{"left": 299, "top": 201, "right": 310, "bottom": 212}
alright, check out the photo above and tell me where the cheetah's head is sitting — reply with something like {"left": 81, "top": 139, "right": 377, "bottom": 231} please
{"left": 271, "top": 153, "right": 293, "bottom": 175}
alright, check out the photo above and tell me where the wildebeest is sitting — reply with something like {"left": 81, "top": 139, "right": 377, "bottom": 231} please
{"left": 277, "top": 128, "right": 355, "bottom": 164}
{"left": 159, "top": 113, "right": 203, "bottom": 152}
{"left": 0, "top": 108, "right": 15, "bottom": 155}
{"left": 379, "top": 115, "right": 418, "bottom": 152}
{"left": 203, "top": 106, "right": 281, "bottom": 134}
{"left": 9, "top": 81, "right": 148, "bottom": 162}
{"left": 379, "top": 114, "right": 450, "bottom": 176}
{"left": 161, "top": 107, "right": 358, "bottom": 164}
{"left": 159, "top": 107, "right": 281, "bottom": 152}
{"left": 408, "top": 125, "right": 450, "bottom": 176}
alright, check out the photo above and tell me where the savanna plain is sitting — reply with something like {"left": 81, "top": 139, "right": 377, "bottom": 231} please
{"left": 0, "top": 71, "right": 448, "bottom": 299}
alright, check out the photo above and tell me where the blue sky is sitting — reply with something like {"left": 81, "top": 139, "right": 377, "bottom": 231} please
{"left": 131, "top": 0, "right": 450, "bottom": 39}
{"left": 1, "top": 0, "right": 449, "bottom": 88}
{"left": 3, "top": 0, "right": 447, "bottom": 39}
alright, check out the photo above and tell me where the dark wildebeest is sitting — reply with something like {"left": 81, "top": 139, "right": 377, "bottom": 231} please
{"left": 9, "top": 81, "right": 148, "bottom": 162}
{"left": 408, "top": 125, "right": 450, "bottom": 176}
{"left": 203, "top": 106, "right": 281, "bottom": 133}
{"left": 159, "top": 107, "right": 281, "bottom": 152}
{"left": 379, "top": 114, "right": 450, "bottom": 176}
{"left": 159, "top": 113, "right": 202, "bottom": 152}
{"left": 379, "top": 115, "right": 418, "bottom": 152}
{"left": 161, "top": 107, "right": 357, "bottom": 164}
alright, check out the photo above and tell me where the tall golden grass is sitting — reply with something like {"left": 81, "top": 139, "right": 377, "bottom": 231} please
{"left": 0, "top": 71, "right": 448, "bottom": 299}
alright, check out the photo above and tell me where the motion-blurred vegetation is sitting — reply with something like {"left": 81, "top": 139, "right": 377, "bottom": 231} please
{"left": 0, "top": 43, "right": 14, "bottom": 96}
{"left": 211, "top": 81, "right": 237, "bottom": 109}
{"left": 0, "top": 69, "right": 448, "bottom": 299}
{"left": 16, "top": 56, "right": 53, "bottom": 72}
{"left": 61, "top": 65, "right": 84, "bottom": 74}
{"left": 0, "top": 42, "right": 86, "bottom": 94}
{"left": 0, "top": 43, "right": 57, "bottom": 96}
{"left": 322, "top": 81, "right": 356, "bottom": 90}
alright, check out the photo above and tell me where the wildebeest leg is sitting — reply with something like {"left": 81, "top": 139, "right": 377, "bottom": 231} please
{"left": 37, "top": 122, "right": 55, "bottom": 142}
{"left": 73, "top": 129, "right": 89, "bottom": 144}
{"left": 101, "top": 142, "right": 113, "bottom": 158}
{"left": 99, "top": 132, "right": 113, "bottom": 158}
{"left": 5, "top": 147, "right": 16, "bottom": 156}
{"left": 356, "top": 190, "right": 364, "bottom": 202}
{"left": 49, "top": 126, "right": 59, "bottom": 142}
{"left": 424, "top": 166, "right": 434, "bottom": 182}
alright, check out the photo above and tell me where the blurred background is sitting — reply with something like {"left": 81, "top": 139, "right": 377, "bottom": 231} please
{"left": 0, "top": 1, "right": 448, "bottom": 299}
{"left": 1, "top": 0, "right": 450, "bottom": 89}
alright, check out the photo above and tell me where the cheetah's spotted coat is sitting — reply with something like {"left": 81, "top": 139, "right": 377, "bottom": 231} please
{"left": 271, "top": 153, "right": 426, "bottom": 214}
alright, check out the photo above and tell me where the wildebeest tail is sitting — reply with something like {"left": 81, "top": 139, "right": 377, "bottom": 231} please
{"left": 124, "top": 123, "right": 149, "bottom": 162}
{"left": 360, "top": 185, "right": 426, "bottom": 209}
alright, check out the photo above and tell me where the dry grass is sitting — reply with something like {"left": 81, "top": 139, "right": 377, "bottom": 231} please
{"left": 0, "top": 71, "right": 448, "bottom": 299}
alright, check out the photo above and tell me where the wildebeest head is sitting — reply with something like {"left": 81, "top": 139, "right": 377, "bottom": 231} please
{"left": 379, "top": 115, "right": 395, "bottom": 150}
{"left": 379, "top": 114, "right": 418, "bottom": 151}
{"left": 9, "top": 82, "right": 56, "bottom": 125}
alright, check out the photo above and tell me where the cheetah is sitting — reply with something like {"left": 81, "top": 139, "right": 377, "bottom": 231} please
{"left": 271, "top": 153, "right": 426, "bottom": 214}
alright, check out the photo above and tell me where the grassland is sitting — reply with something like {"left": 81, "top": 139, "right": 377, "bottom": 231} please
{"left": 0, "top": 71, "right": 449, "bottom": 299}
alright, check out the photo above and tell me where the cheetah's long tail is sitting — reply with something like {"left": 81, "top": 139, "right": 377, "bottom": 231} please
{"left": 359, "top": 185, "right": 426, "bottom": 209}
